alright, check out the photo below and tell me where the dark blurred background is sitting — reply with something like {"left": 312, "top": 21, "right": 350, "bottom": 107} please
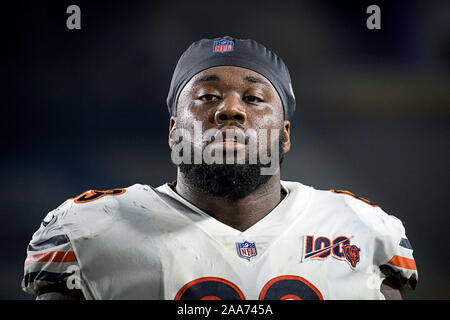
{"left": 1, "top": 0, "right": 449, "bottom": 299}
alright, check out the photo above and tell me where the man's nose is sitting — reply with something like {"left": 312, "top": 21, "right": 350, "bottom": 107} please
{"left": 214, "top": 94, "right": 247, "bottom": 125}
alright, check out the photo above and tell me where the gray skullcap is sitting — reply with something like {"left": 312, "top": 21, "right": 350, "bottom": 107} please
{"left": 166, "top": 36, "right": 296, "bottom": 120}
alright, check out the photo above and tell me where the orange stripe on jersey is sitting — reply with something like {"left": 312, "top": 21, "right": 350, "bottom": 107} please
{"left": 330, "top": 189, "right": 379, "bottom": 207}
{"left": 387, "top": 255, "right": 417, "bottom": 270}
{"left": 25, "top": 251, "right": 77, "bottom": 266}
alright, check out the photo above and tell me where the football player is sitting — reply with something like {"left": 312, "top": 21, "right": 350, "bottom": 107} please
{"left": 22, "top": 36, "right": 417, "bottom": 300}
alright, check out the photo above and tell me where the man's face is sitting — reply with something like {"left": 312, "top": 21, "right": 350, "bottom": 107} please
{"left": 169, "top": 66, "right": 291, "bottom": 198}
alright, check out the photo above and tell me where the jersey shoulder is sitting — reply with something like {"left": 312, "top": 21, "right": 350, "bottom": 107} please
{"left": 22, "top": 184, "right": 181, "bottom": 297}
{"left": 58, "top": 184, "right": 174, "bottom": 237}
{"left": 311, "top": 187, "right": 405, "bottom": 237}
{"left": 310, "top": 186, "right": 418, "bottom": 290}
{"left": 22, "top": 183, "right": 170, "bottom": 296}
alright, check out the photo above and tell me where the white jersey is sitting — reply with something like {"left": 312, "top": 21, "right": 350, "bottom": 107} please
{"left": 22, "top": 181, "right": 418, "bottom": 299}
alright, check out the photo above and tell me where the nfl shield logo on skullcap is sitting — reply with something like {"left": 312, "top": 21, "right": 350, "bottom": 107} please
{"left": 236, "top": 241, "right": 257, "bottom": 260}
{"left": 213, "top": 39, "right": 234, "bottom": 53}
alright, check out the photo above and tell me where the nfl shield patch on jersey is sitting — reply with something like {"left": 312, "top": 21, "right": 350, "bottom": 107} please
{"left": 236, "top": 241, "right": 257, "bottom": 260}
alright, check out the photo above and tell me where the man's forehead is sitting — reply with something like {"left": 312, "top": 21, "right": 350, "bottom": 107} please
{"left": 190, "top": 66, "right": 273, "bottom": 88}
{"left": 166, "top": 37, "right": 295, "bottom": 120}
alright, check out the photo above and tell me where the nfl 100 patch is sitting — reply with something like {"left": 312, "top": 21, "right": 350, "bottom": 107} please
{"left": 213, "top": 39, "right": 234, "bottom": 53}
{"left": 236, "top": 241, "right": 257, "bottom": 260}
{"left": 302, "top": 235, "right": 360, "bottom": 269}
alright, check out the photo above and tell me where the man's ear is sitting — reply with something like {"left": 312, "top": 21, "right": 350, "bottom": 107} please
{"left": 282, "top": 120, "right": 291, "bottom": 154}
{"left": 168, "top": 116, "right": 177, "bottom": 149}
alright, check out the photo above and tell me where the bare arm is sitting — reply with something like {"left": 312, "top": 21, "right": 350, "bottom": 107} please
{"left": 380, "top": 280, "right": 402, "bottom": 300}
{"left": 379, "top": 265, "right": 418, "bottom": 300}
{"left": 36, "top": 283, "right": 85, "bottom": 300}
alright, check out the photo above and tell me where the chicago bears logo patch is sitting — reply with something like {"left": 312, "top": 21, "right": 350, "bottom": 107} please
{"left": 343, "top": 245, "right": 360, "bottom": 268}
{"left": 302, "top": 235, "right": 360, "bottom": 269}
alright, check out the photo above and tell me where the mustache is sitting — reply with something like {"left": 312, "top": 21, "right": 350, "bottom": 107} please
{"left": 200, "top": 122, "right": 248, "bottom": 147}
{"left": 216, "top": 122, "right": 245, "bottom": 131}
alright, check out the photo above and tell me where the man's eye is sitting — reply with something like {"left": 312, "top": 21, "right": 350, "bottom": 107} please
{"left": 199, "top": 94, "right": 219, "bottom": 102}
{"left": 245, "top": 95, "right": 263, "bottom": 103}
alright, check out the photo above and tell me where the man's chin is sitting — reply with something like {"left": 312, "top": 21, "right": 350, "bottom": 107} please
{"left": 178, "top": 163, "right": 274, "bottom": 200}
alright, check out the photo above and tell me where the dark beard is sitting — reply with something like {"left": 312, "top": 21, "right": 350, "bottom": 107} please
{"left": 178, "top": 163, "right": 272, "bottom": 200}
{"left": 177, "top": 131, "right": 286, "bottom": 200}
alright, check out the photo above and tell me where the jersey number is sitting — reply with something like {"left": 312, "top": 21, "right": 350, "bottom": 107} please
{"left": 175, "top": 275, "right": 323, "bottom": 300}
{"left": 330, "top": 189, "right": 378, "bottom": 207}
{"left": 73, "top": 188, "right": 126, "bottom": 203}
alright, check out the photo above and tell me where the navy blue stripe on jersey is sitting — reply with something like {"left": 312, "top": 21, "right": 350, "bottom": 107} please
{"left": 399, "top": 238, "right": 413, "bottom": 250}
{"left": 22, "top": 271, "right": 72, "bottom": 289}
{"left": 27, "top": 234, "right": 70, "bottom": 252}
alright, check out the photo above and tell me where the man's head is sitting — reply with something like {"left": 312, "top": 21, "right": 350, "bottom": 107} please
{"left": 166, "top": 36, "right": 295, "bottom": 199}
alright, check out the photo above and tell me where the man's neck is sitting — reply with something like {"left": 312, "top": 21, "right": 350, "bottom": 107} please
{"left": 174, "top": 170, "right": 284, "bottom": 232}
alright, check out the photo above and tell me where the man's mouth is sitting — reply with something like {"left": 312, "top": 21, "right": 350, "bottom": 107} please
{"left": 209, "top": 127, "right": 247, "bottom": 151}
